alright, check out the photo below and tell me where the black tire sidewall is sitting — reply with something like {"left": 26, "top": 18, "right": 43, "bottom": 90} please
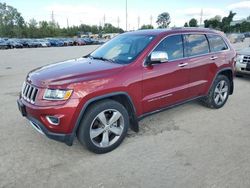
{"left": 77, "top": 100, "right": 129, "bottom": 154}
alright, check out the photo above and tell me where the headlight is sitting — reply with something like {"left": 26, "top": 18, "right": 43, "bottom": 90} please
{"left": 43, "top": 89, "right": 73, "bottom": 100}
{"left": 236, "top": 54, "right": 244, "bottom": 63}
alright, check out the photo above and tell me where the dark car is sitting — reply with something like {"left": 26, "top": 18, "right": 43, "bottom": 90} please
{"left": 7, "top": 39, "right": 23, "bottom": 48}
{"left": 17, "top": 28, "right": 236, "bottom": 154}
{"left": 82, "top": 37, "right": 94, "bottom": 45}
{"left": 0, "top": 39, "right": 9, "bottom": 49}
{"left": 47, "top": 39, "right": 64, "bottom": 47}
{"left": 73, "top": 38, "right": 86, "bottom": 46}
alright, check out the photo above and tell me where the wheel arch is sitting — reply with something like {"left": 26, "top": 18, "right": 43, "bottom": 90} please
{"left": 72, "top": 92, "right": 139, "bottom": 141}
{"left": 210, "top": 68, "right": 234, "bottom": 95}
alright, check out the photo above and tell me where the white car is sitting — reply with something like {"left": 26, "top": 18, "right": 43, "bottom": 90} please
{"left": 235, "top": 47, "right": 250, "bottom": 76}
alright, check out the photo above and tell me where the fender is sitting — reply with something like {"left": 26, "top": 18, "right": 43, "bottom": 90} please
{"left": 67, "top": 92, "right": 139, "bottom": 145}
{"left": 208, "top": 67, "right": 234, "bottom": 95}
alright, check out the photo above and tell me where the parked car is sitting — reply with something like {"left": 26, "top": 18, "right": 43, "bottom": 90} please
{"left": 73, "top": 38, "right": 86, "bottom": 46}
{"left": 47, "top": 38, "right": 64, "bottom": 47}
{"left": 227, "top": 33, "right": 245, "bottom": 43}
{"left": 244, "top": 32, "right": 250, "bottom": 38}
{"left": 235, "top": 47, "right": 250, "bottom": 76}
{"left": 7, "top": 39, "right": 23, "bottom": 48}
{"left": 0, "top": 39, "right": 9, "bottom": 49}
{"left": 35, "top": 39, "right": 51, "bottom": 47}
{"left": 62, "top": 38, "right": 74, "bottom": 46}
{"left": 17, "top": 28, "right": 236, "bottom": 153}
{"left": 82, "top": 37, "right": 93, "bottom": 45}
{"left": 21, "top": 39, "right": 40, "bottom": 48}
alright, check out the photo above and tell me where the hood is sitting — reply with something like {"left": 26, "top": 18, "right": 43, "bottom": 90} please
{"left": 27, "top": 57, "right": 124, "bottom": 87}
{"left": 237, "top": 47, "right": 250, "bottom": 56}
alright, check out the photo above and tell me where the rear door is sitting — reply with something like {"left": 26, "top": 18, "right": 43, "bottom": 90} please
{"left": 142, "top": 34, "right": 190, "bottom": 113}
{"left": 183, "top": 34, "right": 211, "bottom": 97}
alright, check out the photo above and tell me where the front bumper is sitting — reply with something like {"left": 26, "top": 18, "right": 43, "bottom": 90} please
{"left": 17, "top": 98, "right": 77, "bottom": 146}
{"left": 235, "top": 62, "right": 250, "bottom": 75}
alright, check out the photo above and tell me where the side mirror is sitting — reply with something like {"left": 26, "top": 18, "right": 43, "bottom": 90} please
{"left": 147, "top": 51, "right": 168, "bottom": 65}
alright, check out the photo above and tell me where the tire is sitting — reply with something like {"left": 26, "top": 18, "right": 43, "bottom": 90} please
{"left": 77, "top": 99, "right": 129, "bottom": 154}
{"left": 201, "top": 75, "right": 230, "bottom": 109}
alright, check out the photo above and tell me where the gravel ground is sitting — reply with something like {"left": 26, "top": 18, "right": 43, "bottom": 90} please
{"left": 0, "top": 42, "right": 250, "bottom": 188}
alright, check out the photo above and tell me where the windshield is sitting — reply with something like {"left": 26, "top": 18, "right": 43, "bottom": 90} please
{"left": 90, "top": 34, "right": 155, "bottom": 64}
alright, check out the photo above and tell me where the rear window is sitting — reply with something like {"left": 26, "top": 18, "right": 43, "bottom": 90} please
{"left": 207, "top": 34, "right": 228, "bottom": 52}
{"left": 184, "top": 34, "right": 209, "bottom": 57}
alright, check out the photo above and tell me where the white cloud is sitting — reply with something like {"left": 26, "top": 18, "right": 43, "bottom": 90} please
{"left": 227, "top": 1, "right": 250, "bottom": 9}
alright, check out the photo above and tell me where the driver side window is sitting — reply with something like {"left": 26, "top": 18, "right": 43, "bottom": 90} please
{"left": 154, "top": 35, "right": 184, "bottom": 61}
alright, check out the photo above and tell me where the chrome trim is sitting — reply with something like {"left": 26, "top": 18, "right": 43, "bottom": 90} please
{"left": 143, "top": 32, "right": 230, "bottom": 67}
{"left": 22, "top": 82, "right": 38, "bottom": 104}
{"left": 210, "top": 56, "right": 218, "bottom": 60}
{"left": 29, "top": 121, "right": 45, "bottom": 135}
{"left": 46, "top": 116, "right": 60, "bottom": 126}
{"left": 178, "top": 63, "right": 188, "bottom": 67}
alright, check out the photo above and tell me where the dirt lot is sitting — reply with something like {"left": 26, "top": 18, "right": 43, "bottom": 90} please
{"left": 0, "top": 42, "right": 250, "bottom": 188}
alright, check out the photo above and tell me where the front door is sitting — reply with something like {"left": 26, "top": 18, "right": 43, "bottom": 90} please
{"left": 142, "top": 34, "right": 190, "bottom": 114}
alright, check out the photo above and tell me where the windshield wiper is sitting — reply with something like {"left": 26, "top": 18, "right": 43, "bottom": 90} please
{"left": 89, "top": 55, "right": 115, "bottom": 63}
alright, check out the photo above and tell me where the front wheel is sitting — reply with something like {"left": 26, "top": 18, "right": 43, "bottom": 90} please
{"left": 201, "top": 75, "right": 230, "bottom": 109}
{"left": 77, "top": 99, "right": 129, "bottom": 154}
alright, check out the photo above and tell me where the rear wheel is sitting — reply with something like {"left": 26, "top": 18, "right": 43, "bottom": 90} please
{"left": 201, "top": 75, "right": 230, "bottom": 109}
{"left": 77, "top": 99, "right": 129, "bottom": 154}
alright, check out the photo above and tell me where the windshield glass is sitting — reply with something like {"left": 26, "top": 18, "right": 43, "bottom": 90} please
{"left": 90, "top": 34, "right": 155, "bottom": 64}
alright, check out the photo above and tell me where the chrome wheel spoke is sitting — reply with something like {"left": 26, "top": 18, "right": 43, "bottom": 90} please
{"left": 90, "top": 109, "right": 125, "bottom": 148}
{"left": 90, "top": 128, "right": 105, "bottom": 139}
{"left": 109, "top": 111, "right": 121, "bottom": 125}
{"left": 221, "top": 86, "right": 228, "bottom": 93}
{"left": 214, "top": 94, "right": 220, "bottom": 103}
{"left": 109, "top": 126, "right": 123, "bottom": 136}
{"left": 100, "top": 131, "right": 109, "bottom": 147}
{"left": 97, "top": 112, "right": 107, "bottom": 125}
{"left": 219, "top": 80, "right": 225, "bottom": 90}
{"left": 215, "top": 87, "right": 220, "bottom": 94}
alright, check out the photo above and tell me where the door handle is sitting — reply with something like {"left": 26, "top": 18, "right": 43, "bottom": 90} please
{"left": 210, "top": 56, "right": 218, "bottom": 60}
{"left": 178, "top": 63, "right": 188, "bottom": 67}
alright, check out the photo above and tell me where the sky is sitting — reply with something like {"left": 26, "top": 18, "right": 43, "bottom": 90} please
{"left": 2, "top": 0, "right": 250, "bottom": 30}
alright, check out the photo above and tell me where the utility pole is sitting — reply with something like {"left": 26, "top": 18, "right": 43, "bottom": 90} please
{"left": 125, "top": 0, "right": 128, "bottom": 31}
{"left": 200, "top": 9, "right": 203, "bottom": 26}
{"left": 117, "top": 16, "right": 120, "bottom": 28}
{"left": 67, "top": 18, "right": 69, "bottom": 28}
{"left": 103, "top": 14, "right": 106, "bottom": 27}
{"left": 150, "top": 15, "right": 153, "bottom": 26}
{"left": 137, "top": 16, "right": 140, "bottom": 30}
{"left": 51, "top": 11, "right": 55, "bottom": 24}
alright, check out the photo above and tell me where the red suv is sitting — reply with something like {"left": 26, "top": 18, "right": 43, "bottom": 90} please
{"left": 17, "top": 28, "right": 236, "bottom": 153}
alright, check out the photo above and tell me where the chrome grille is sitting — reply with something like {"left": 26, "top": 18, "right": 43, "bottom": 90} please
{"left": 243, "top": 55, "right": 250, "bottom": 64}
{"left": 22, "top": 82, "right": 38, "bottom": 104}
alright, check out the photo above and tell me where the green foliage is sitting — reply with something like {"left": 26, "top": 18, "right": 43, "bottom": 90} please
{"left": 189, "top": 18, "right": 198, "bottom": 27}
{"left": 204, "top": 11, "right": 239, "bottom": 33}
{"left": 0, "top": 2, "right": 123, "bottom": 38}
{"left": 156, "top": 12, "right": 170, "bottom": 28}
{"left": 140, "top": 24, "right": 154, "bottom": 29}
{"left": 184, "top": 22, "right": 189, "bottom": 27}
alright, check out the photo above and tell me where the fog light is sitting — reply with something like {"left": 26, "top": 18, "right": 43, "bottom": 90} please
{"left": 46, "top": 116, "right": 60, "bottom": 125}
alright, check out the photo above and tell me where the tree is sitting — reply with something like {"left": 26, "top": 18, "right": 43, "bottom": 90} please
{"left": 221, "top": 11, "right": 236, "bottom": 33}
{"left": 0, "top": 2, "right": 25, "bottom": 37}
{"left": 184, "top": 22, "right": 189, "bottom": 27}
{"left": 247, "top": 15, "right": 250, "bottom": 20}
{"left": 156, "top": 12, "right": 170, "bottom": 28}
{"left": 140, "top": 24, "right": 154, "bottom": 29}
{"left": 189, "top": 18, "right": 198, "bottom": 27}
